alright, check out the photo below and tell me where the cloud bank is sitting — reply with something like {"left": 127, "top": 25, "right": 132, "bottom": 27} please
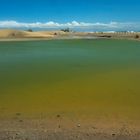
{"left": 0, "top": 20, "right": 140, "bottom": 31}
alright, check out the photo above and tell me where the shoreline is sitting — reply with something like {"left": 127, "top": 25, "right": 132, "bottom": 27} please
{"left": 0, "top": 116, "right": 140, "bottom": 140}
{"left": 0, "top": 37, "right": 140, "bottom": 42}
{"left": 0, "top": 113, "right": 140, "bottom": 140}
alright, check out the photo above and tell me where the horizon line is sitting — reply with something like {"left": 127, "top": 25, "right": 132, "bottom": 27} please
{"left": 0, "top": 20, "right": 140, "bottom": 31}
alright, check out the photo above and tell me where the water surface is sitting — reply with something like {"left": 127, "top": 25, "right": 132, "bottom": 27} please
{"left": 0, "top": 39, "right": 140, "bottom": 119}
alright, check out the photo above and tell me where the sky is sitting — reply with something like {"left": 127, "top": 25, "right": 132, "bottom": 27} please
{"left": 0, "top": 0, "right": 140, "bottom": 31}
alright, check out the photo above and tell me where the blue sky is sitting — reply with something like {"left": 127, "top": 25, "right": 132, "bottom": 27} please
{"left": 0, "top": 0, "right": 140, "bottom": 31}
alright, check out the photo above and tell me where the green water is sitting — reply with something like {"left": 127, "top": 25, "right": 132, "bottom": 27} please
{"left": 0, "top": 39, "right": 140, "bottom": 119}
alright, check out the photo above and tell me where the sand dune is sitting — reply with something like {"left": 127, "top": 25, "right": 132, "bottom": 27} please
{"left": 0, "top": 29, "right": 59, "bottom": 38}
{"left": 0, "top": 29, "right": 26, "bottom": 38}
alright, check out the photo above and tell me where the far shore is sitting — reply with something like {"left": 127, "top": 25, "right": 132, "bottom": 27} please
{"left": 0, "top": 29, "right": 140, "bottom": 42}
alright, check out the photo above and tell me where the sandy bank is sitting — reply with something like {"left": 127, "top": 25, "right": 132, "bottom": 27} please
{"left": 0, "top": 29, "right": 140, "bottom": 41}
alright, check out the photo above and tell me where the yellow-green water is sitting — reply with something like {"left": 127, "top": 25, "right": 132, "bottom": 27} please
{"left": 0, "top": 39, "right": 140, "bottom": 119}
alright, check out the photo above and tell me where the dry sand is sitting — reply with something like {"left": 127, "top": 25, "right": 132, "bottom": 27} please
{"left": 0, "top": 29, "right": 140, "bottom": 41}
{"left": 0, "top": 29, "right": 65, "bottom": 40}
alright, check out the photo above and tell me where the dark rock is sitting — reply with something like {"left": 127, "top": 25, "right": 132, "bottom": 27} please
{"left": 112, "top": 133, "right": 116, "bottom": 136}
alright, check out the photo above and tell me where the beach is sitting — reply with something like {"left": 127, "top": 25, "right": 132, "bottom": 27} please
{"left": 0, "top": 116, "right": 140, "bottom": 140}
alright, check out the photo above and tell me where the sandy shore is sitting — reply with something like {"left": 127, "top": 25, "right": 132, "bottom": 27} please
{"left": 0, "top": 29, "right": 140, "bottom": 41}
{"left": 0, "top": 108, "right": 140, "bottom": 140}
{"left": 0, "top": 115, "right": 140, "bottom": 140}
{"left": 0, "top": 119, "right": 140, "bottom": 140}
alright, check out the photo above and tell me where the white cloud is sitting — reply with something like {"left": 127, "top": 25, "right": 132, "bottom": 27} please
{"left": 0, "top": 20, "right": 140, "bottom": 31}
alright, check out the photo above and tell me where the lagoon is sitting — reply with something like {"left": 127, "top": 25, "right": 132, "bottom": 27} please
{"left": 0, "top": 39, "right": 140, "bottom": 120}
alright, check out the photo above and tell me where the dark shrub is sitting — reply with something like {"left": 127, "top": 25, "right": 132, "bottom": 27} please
{"left": 27, "top": 29, "right": 33, "bottom": 32}
{"left": 61, "top": 28, "right": 70, "bottom": 32}
{"left": 135, "top": 34, "right": 139, "bottom": 39}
